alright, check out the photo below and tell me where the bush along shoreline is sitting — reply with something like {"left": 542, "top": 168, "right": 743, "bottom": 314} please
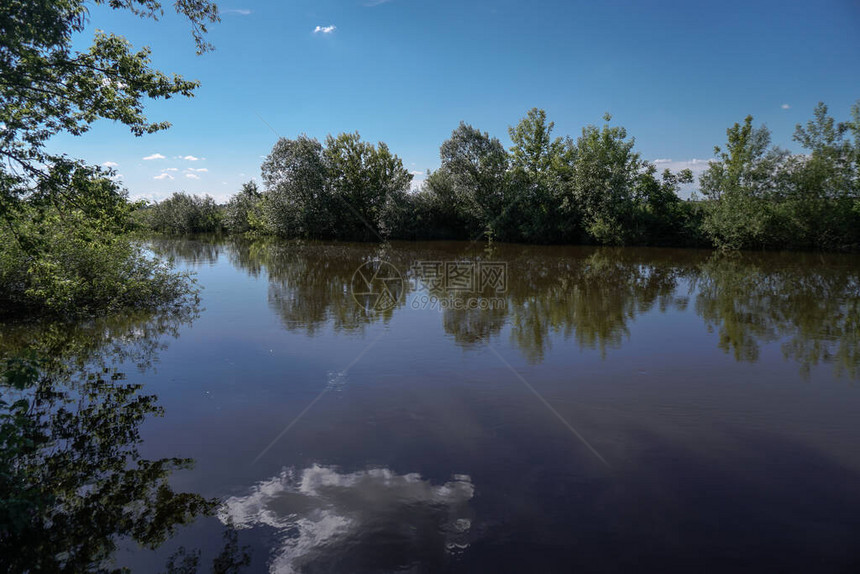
{"left": 141, "top": 103, "right": 860, "bottom": 253}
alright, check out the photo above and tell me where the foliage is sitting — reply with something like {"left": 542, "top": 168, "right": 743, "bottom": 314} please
{"left": 0, "top": 0, "right": 218, "bottom": 226}
{"left": 223, "top": 181, "right": 262, "bottom": 234}
{"left": 145, "top": 192, "right": 223, "bottom": 235}
{"left": 0, "top": 0, "right": 218, "bottom": 318}
{"left": 505, "top": 108, "right": 575, "bottom": 242}
{"left": 260, "top": 135, "right": 330, "bottom": 238}
{"left": 323, "top": 132, "right": 412, "bottom": 240}
{"left": 701, "top": 104, "right": 860, "bottom": 250}
{"left": 0, "top": 180, "right": 194, "bottom": 319}
{"left": 258, "top": 132, "right": 412, "bottom": 240}
{"left": 434, "top": 122, "right": 509, "bottom": 238}
{"left": 213, "top": 103, "right": 860, "bottom": 251}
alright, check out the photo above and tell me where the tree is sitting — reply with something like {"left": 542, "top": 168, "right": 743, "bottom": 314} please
{"left": 507, "top": 108, "right": 575, "bottom": 242}
{"left": 323, "top": 132, "right": 412, "bottom": 241}
{"left": 784, "top": 102, "right": 860, "bottom": 248}
{"left": 0, "top": 0, "right": 219, "bottom": 317}
{"left": 1, "top": 0, "right": 219, "bottom": 221}
{"left": 632, "top": 165, "right": 699, "bottom": 245}
{"left": 146, "top": 192, "right": 222, "bottom": 235}
{"left": 568, "top": 114, "right": 643, "bottom": 245}
{"left": 700, "top": 116, "right": 790, "bottom": 249}
{"left": 260, "top": 135, "right": 329, "bottom": 237}
{"left": 435, "top": 122, "right": 508, "bottom": 238}
{"left": 224, "top": 180, "right": 262, "bottom": 234}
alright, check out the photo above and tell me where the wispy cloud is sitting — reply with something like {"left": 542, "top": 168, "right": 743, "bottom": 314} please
{"left": 222, "top": 8, "right": 251, "bottom": 15}
{"left": 781, "top": 103, "right": 791, "bottom": 110}
{"left": 186, "top": 167, "right": 209, "bottom": 173}
{"left": 185, "top": 173, "right": 200, "bottom": 180}
{"left": 143, "top": 153, "right": 165, "bottom": 160}
{"left": 154, "top": 173, "right": 173, "bottom": 180}
{"left": 101, "top": 161, "right": 119, "bottom": 168}
{"left": 179, "top": 155, "right": 202, "bottom": 161}
{"left": 314, "top": 25, "right": 336, "bottom": 34}
{"left": 162, "top": 167, "right": 178, "bottom": 172}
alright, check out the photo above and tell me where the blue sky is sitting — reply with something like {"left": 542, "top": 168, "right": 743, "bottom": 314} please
{"left": 53, "top": 0, "right": 860, "bottom": 202}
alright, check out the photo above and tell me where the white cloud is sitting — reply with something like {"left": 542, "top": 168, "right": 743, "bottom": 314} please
{"left": 222, "top": 9, "right": 251, "bottom": 15}
{"left": 409, "top": 170, "right": 424, "bottom": 176}
{"left": 143, "top": 153, "right": 166, "bottom": 160}
{"left": 101, "top": 161, "right": 119, "bottom": 168}
{"left": 185, "top": 173, "right": 200, "bottom": 180}
{"left": 781, "top": 104, "right": 791, "bottom": 110}
{"left": 153, "top": 173, "right": 174, "bottom": 180}
{"left": 162, "top": 167, "right": 178, "bottom": 172}
{"left": 180, "top": 155, "right": 202, "bottom": 161}
{"left": 186, "top": 167, "right": 208, "bottom": 173}
{"left": 314, "top": 25, "right": 336, "bottom": 34}
{"left": 219, "top": 465, "right": 473, "bottom": 574}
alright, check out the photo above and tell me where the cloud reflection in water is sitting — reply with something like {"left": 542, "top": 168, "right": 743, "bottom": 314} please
{"left": 219, "top": 465, "right": 474, "bottom": 573}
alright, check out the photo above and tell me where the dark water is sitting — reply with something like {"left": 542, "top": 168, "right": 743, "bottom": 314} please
{"left": 3, "top": 238, "right": 860, "bottom": 573}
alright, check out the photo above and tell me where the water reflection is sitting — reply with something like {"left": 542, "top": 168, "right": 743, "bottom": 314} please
{"left": 0, "top": 298, "right": 247, "bottom": 572}
{"left": 694, "top": 252, "right": 860, "bottom": 378}
{"left": 0, "top": 359, "right": 215, "bottom": 572}
{"left": 219, "top": 465, "right": 474, "bottom": 574}
{"left": 161, "top": 238, "right": 860, "bottom": 379}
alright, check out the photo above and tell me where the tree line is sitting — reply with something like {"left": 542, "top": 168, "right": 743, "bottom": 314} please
{"left": 145, "top": 102, "right": 860, "bottom": 251}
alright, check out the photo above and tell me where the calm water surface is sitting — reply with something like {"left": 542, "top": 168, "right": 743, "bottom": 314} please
{"left": 5, "top": 238, "right": 860, "bottom": 573}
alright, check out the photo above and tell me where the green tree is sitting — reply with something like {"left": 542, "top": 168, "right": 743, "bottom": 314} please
{"left": 1, "top": 0, "right": 218, "bottom": 223}
{"left": 0, "top": 0, "right": 219, "bottom": 317}
{"left": 260, "top": 135, "right": 329, "bottom": 238}
{"left": 567, "top": 114, "right": 644, "bottom": 245}
{"left": 699, "top": 116, "right": 790, "bottom": 249}
{"left": 632, "top": 165, "right": 700, "bottom": 245}
{"left": 507, "top": 108, "right": 575, "bottom": 242}
{"left": 146, "top": 192, "right": 223, "bottom": 235}
{"left": 783, "top": 101, "right": 860, "bottom": 248}
{"left": 323, "top": 132, "right": 412, "bottom": 241}
{"left": 224, "top": 180, "right": 262, "bottom": 234}
{"left": 434, "top": 122, "right": 508, "bottom": 239}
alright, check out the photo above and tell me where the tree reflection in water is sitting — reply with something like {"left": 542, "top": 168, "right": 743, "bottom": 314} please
{"left": 208, "top": 238, "right": 860, "bottom": 379}
{"left": 0, "top": 300, "right": 250, "bottom": 572}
